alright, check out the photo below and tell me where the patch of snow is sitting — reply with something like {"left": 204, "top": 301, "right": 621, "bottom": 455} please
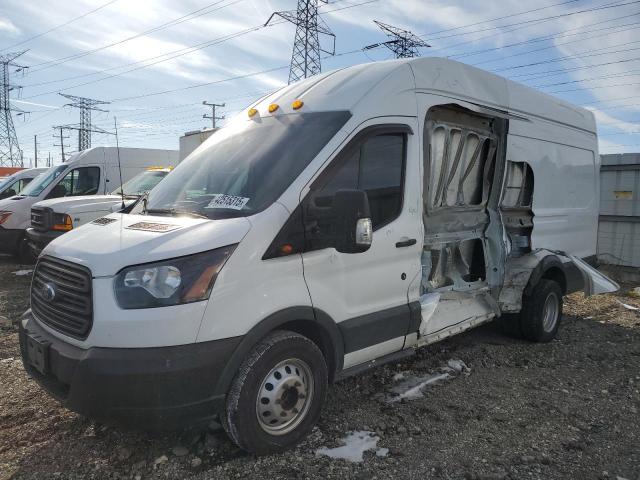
{"left": 617, "top": 301, "right": 639, "bottom": 311}
{"left": 445, "top": 359, "right": 471, "bottom": 375}
{"left": 388, "top": 372, "right": 451, "bottom": 402}
{"left": 315, "top": 431, "right": 386, "bottom": 463}
{"left": 12, "top": 269, "right": 33, "bottom": 276}
{"left": 387, "top": 358, "right": 470, "bottom": 402}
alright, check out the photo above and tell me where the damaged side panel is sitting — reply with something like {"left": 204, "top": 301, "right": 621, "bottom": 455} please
{"left": 416, "top": 104, "right": 507, "bottom": 342}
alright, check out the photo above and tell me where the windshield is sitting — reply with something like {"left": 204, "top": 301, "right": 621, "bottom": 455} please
{"left": 111, "top": 170, "right": 169, "bottom": 197}
{"left": 136, "top": 111, "right": 351, "bottom": 219}
{"left": 20, "top": 165, "right": 67, "bottom": 197}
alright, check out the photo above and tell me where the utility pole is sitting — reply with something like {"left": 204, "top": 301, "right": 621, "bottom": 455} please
{"left": 47, "top": 152, "right": 51, "bottom": 167}
{"left": 34, "top": 134, "right": 38, "bottom": 167}
{"left": 202, "top": 101, "right": 225, "bottom": 129}
{"left": 53, "top": 126, "right": 70, "bottom": 162}
{"left": 364, "top": 21, "right": 430, "bottom": 58}
{"left": 0, "top": 51, "right": 28, "bottom": 167}
{"left": 265, "top": 0, "right": 335, "bottom": 84}
{"left": 59, "top": 93, "right": 110, "bottom": 152}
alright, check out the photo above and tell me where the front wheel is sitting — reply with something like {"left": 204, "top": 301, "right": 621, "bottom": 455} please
{"left": 222, "top": 330, "right": 328, "bottom": 454}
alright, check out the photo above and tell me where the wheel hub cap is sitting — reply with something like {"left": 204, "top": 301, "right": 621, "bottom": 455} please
{"left": 256, "top": 359, "right": 313, "bottom": 435}
{"left": 542, "top": 291, "right": 559, "bottom": 332}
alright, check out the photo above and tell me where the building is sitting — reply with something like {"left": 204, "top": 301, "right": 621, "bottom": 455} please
{"left": 597, "top": 153, "right": 640, "bottom": 273}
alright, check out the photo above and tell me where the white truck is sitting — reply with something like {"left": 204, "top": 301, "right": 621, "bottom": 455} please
{"left": 20, "top": 58, "right": 617, "bottom": 454}
{"left": 26, "top": 167, "right": 174, "bottom": 256}
{"left": 0, "top": 147, "right": 178, "bottom": 261}
{"left": 0, "top": 168, "right": 49, "bottom": 200}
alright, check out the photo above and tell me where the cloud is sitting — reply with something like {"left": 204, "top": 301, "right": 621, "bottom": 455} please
{"left": 0, "top": 17, "right": 20, "bottom": 35}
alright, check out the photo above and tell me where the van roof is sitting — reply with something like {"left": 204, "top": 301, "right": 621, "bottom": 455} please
{"left": 249, "top": 57, "right": 595, "bottom": 133}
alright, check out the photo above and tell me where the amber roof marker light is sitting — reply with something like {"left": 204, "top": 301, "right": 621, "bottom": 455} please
{"left": 292, "top": 99, "right": 304, "bottom": 110}
{"left": 248, "top": 108, "right": 258, "bottom": 118}
{"left": 268, "top": 103, "right": 279, "bottom": 113}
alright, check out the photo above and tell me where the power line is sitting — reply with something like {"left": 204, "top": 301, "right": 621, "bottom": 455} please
{"left": 0, "top": 0, "right": 119, "bottom": 53}
{"left": 28, "top": 0, "right": 241, "bottom": 72}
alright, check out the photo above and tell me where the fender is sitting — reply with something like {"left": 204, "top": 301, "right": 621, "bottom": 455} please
{"left": 213, "top": 306, "right": 344, "bottom": 397}
{"left": 524, "top": 254, "right": 567, "bottom": 296}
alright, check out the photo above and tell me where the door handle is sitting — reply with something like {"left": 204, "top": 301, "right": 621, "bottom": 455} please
{"left": 395, "top": 238, "right": 417, "bottom": 248}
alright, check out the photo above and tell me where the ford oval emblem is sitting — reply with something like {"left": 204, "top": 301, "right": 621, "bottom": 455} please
{"left": 42, "top": 283, "right": 56, "bottom": 302}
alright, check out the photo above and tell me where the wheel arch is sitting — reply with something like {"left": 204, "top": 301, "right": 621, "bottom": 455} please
{"left": 525, "top": 255, "right": 567, "bottom": 295}
{"left": 213, "top": 307, "right": 344, "bottom": 398}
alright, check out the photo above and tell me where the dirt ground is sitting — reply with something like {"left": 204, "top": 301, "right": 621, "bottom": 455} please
{"left": 1, "top": 255, "right": 639, "bottom": 480}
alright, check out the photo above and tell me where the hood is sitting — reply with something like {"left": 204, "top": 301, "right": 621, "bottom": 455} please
{"left": 34, "top": 195, "right": 125, "bottom": 213}
{"left": 43, "top": 213, "right": 252, "bottom": 277}
{"left": 0, "top": 194, "right": 30, "bottom": 211}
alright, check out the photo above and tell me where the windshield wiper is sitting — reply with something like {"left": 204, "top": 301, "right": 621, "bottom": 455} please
{"left": 146, "top": 208, "right": 208, "bottom": 219}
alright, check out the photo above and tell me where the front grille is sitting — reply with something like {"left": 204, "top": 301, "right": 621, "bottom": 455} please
{"left": 31, "top": 206, "right": 47, "bottom": 230}
{"left": 31, "top": 256, "right": 93, "bottom": 339}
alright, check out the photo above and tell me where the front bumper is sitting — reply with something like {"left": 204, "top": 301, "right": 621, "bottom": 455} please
{"left": 19, "top": 310, "right": 242, "bottom": 430}
{"left": 26, "top": 228, "right": 64, "bottom": 257}
{"left": 0, "top": 227, "right": 23, "bottom": 254}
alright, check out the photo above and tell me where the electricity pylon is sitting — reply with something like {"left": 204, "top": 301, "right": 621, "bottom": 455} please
{"left": 59, "top": 93, "right": 111, "bottom": 152}
{"left": 265, "top": 0, "right": 335, "bottom": 84}
{"left": 364, "top": 21, "right": 430, "bottom": 58}
{"left": 0, "top": 51, "right": 28, "bottom": 167}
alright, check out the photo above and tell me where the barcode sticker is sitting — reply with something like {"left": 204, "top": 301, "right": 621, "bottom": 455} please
{"left": 206, "top": 194, "right": 250, "bottom": 210}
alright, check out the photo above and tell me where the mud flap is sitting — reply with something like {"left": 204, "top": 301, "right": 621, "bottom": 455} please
{"left": 568, "top": 255, "right": 619, "bottom": 296}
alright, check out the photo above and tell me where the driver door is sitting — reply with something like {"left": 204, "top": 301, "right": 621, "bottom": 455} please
{"left": 301, "top": 120, "right": 423, "bottom": 368}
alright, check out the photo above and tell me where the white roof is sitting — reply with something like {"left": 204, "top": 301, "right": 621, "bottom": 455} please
{"left": 249, "top": 57, "right": 595, "bottom": 133}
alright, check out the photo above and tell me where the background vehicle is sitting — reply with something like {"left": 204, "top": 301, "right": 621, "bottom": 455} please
{"left": 0, "top": 168, "right": 48, "bottom": 200}
{"left": 27, "top": 167, "right": 173, "bottom": 256}
{"left": 0, "top": 147, "right": 178, "bottom": 261}
{"left": 19, "top": 58, "right": 617, "bottom": 454}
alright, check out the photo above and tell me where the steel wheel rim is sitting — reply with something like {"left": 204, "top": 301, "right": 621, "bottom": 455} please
{"left": 256, "top": 358, "right": 314, "bottom": 436}
{"left": 542, "top": 291, "right": 559, "bottom": 332}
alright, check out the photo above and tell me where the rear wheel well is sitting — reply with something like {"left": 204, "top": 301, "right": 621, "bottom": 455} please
{"left": 279, "top": 320, "right": 338, "bottom": 383}
{"left": 541, "top": 266, "right": 567, "bottom": 294}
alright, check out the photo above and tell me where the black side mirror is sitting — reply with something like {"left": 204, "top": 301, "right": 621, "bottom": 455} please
{"left": 332, "top": 189, "right": 373, "bottom": 254}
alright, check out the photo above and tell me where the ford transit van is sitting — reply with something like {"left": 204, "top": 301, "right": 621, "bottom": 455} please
{"left": 19, "top": 58, "right": 617, "bottom": 454}
{"left": 0, "top": 167, "right": 48, "bottom": 200}
{"left": 0, "top": 147, "right": 178, "bottom": 260}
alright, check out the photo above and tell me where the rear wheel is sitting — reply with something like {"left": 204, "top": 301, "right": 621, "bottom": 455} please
{"left": 221, "top": 330, "right": 328, "bottom": 454}
{"left": 501, "top": 279, "right": 563, "bottom": 343}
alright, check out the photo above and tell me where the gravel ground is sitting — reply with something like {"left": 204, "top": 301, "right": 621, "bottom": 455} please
{"left": 1, "top": 254, "right": 639, "bottom": 480}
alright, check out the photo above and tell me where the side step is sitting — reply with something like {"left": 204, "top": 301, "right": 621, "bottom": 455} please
{"left": 334, "top": 348, "right": 415, "bottom": 382}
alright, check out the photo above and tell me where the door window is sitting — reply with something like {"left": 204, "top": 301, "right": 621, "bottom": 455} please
{"left": 313, "top": 132, "right": 406, "bottom": 230}
{"left": 47, "top": 167, "right": 101, "bottom": 199}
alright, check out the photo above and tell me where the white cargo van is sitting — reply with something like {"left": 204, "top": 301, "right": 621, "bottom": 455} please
{"left": 26, "top": 167, "right": 173, "bottom": 256}
{"left": 19, "top": 58, "right": 617, "bottom": 454}
{"left": 0, "top": 147, "right": 178, "bottom": 260}
{"left": 0, "top": 168, "right": 49, "bottom": 200}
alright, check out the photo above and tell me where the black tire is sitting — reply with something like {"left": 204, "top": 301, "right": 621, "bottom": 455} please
{"left": 520, "top": 279, "right": 563, "bottom": 342}
{"left": 221, "top": 330, "right": 328, "bottom": 454}
{"left": 500, "top": 279, "right": 563, "bottom": 342}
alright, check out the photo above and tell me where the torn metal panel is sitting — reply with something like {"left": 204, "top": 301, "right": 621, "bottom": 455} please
{"left": 568, "top": 255, "right": 619, "bottom": 295}
{"left": 498, "top": 250, "right": 553, "bottom": 313}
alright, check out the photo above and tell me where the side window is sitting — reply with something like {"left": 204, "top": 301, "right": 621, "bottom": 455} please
{"left": 47, "top": 167, "right": 101, "bottom": 199}
{"left": 502, "top": 161, "right": 534, "bottom": 208}
{"left": 312, "top": 133, "right": 405, "bottom": 229}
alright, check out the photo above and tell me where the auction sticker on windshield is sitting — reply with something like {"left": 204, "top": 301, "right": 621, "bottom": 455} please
{"left": 206, "top": 194, "right": 250, "bottom": 210}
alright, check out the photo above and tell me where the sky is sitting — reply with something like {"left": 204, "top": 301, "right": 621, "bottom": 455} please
{"left": 1, "top": 0, "right": 639, "bottom": 166}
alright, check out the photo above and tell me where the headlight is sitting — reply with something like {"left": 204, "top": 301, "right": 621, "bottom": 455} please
{"left": 114, "top": 245, "right": 237, "bottom": 309}
{"left": 52, "top": 213, "right": 73, "bottom": 231}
